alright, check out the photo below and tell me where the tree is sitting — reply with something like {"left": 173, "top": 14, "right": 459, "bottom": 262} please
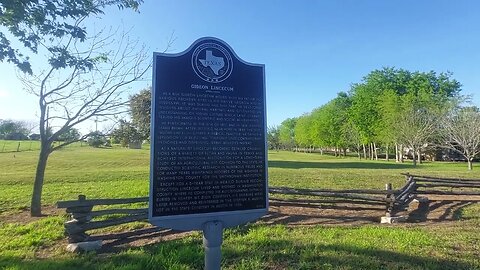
{"left": 348, "top": 68, "right": 461, "bottom": 162}
{"left": 399, "top": 71, "right": 460, "bottom": 164}
{"left": 377, "top": 89, "right": 402, "bottom": 161}
{"left": 21, "top": 30, "right": 150, "bottom": 216}
{"left": 349, "top": 82, "right": 382, "bottom": 159}
{"left": 312, "top": 92, "right": 351, "bottom": 156}
{"left": 57, "top": 128, "right": 81, "bottom": 142}
{"left": 129, "top": 87, "right": 151, "bottom": 140}
{"left": 294, "top": 114, "right": 314, "bottom": 152}
{"left": 440, "top": 106, "right": 480, "bottom": 170}
{"left": 278, "top": 118, "right": 297, "bottom": 150}
{"left": 87, "top": 131, "right": 107, "bottom": 148}
{"left": 4, "top": 1, "right": 151, "bottom": 216}
{"left": 111, "top": 119, "right": 143, "bottom": 148}
{"left": 0, "top": 119, "right": 31, "bottom": 139}
{"left": 0, "top": 0, "right": 142, "bottom": 74}
{"left": 395, "top": 97, "right": 442, "bottom": 166}
{"left": 267, "top": 125, "right": 280, "bottom": 150}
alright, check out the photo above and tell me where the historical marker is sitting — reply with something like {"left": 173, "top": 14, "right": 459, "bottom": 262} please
{"left": 149, "top": 37, "right": 267, "bottom": 268}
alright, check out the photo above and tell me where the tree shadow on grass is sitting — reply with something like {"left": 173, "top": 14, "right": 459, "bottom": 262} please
{"left": 89, "top": 227, "right": 187, "bottom": 253}
{"left": 0, "top": 239, "right": 204, "bottom": 270}
{"left": 268, "top": 160, "right": 413, "bottom": 170}
{"left": 407, "top": 198, "right": 480, "bottom": 223}
{"left": 1, "top": 238, "right": 477, "bottom": 270}
{"left": 262, "top": 210, "right": 380, "bottom": 225}
{"left": 223, "top": 240, "right": 476, "bottom": 270}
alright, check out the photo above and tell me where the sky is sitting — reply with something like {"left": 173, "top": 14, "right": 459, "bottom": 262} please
{"left": 1, "top": 0, "right": 480, "bottom": 133}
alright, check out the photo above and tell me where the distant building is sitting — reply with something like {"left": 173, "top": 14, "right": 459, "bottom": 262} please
{"left": 29, "top": 134, "right": 41, "bottom": 141}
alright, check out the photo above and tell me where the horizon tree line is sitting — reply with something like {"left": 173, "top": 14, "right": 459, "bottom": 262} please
{"left": 271, "top": 67, "right": 480, "bottom": 170}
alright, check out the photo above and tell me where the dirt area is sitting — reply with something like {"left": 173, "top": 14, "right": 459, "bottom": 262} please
{"left": 3, "top": 195, "right": 479, "bottom": 254}
{"left": 265, "top": 195, "right": 480, "bottom": 226}
{"left": 0, "top": 205, "right": 63, "bottom": 224}
{"left": 84, "top": 195, "right": 480, "bottom": 252}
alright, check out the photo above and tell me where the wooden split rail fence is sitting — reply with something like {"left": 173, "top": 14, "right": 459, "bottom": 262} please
{"left": 405, "top": 173, "right": 480, "bottom": 196}
{"left": 269, "top": 180, "right": 416, "bottom": 218}
{"left": 57, "top": 195, "right": 149, "bottom": 243}
{"left": 57, "top": 174, "right": 480, "bottom": 244}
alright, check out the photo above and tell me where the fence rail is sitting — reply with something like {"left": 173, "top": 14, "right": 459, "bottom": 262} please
{"left": 57, "top": 173, "right": 480, "bottom": 245}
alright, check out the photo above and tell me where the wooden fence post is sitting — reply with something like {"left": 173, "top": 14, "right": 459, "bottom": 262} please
{"left": 385, "top": 183, "right": 394, "bottom": 217}
{"left": 64, "top": 194, "right": 93, "bottom": 243}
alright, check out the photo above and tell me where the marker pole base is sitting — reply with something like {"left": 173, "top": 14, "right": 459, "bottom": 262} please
{"left": 203, "top": 221, "right": 224, "bottom": 270}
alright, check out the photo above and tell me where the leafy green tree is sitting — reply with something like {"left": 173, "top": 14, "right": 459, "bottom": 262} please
{"left": 57, "top": 128, "right": 81, "bottom": 142}
{"left": 309, "top": 92, "right": 351, "bottom": 156}
{"left": 2, "top": 0, "right": 149, "bottom": 216}
{"left": 377, "top": 89, "right": 402, "bottom": 160}
{"left": 0, "top": 0, "right": 142, "bottom": 74}
{"left": 87, "top": 131, "right": 107, "bottom": 148}
{"left": 111, "top": 120, "right": 143, "bottom": 148}
{"left": 294, "top": 114, "right": 314, "bottom": 151}
{"left": 0, "top": 119, "right": 30, "bottom": 139}
{"left": 267, "top": 126, "right": 280, "bottom": 150}
{"left": 129, "top": 87, "right": 151, "bottom": 140}
{"left": 349, "top": 82, "right": 382, "bottom": 159}
{"left": 310, "top": 107, "right": 327, "bottom": 151}
{"left": 329, "top": 92, "right": 351, "bottom": 156}
{"left": 278, "top": 118, "right": 297, "bottom": 150}
{"left": 342, "top": 120, "right": 362, "bottom": 158}
{"left": 399, "top": 71, "right": 460, "bottom": 164}
{"left": 348, "top": 68, "right": 461, "bottom": 162}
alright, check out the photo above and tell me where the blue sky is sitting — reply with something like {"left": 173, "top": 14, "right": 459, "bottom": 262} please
{"left": 1, "top": 0, "right": 480, "bottom": 132}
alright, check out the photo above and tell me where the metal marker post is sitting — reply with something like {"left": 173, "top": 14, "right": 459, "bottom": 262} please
{"left": 203, "top": 221, "right": 224, "bottom": 270}
{"left": 150, "top": 37, "right": 267, "bottom": 268}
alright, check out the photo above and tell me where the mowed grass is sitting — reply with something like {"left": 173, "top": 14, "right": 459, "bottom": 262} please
{"left": 0, "top": 140, "right": 85, "bottom": 153}
{"left": 0, "top": 149, "right": 479, "bottom": 269}
{"left": 0, "top": 146, "right": 150, "bottom": 212}
{"left": 0, "top": 140, "right": 41, "bottom": 153}
{"left": 269, "top": 151, "right": 480, "bottom": 190}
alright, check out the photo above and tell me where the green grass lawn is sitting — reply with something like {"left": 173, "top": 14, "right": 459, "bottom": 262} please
{"left": 0, "top": 140, "right": 86, "bottom": 154}
{"left": 0, "top": 140, "right": 41, "bottom": 153}
{"left": 0, "top": 149, "right": 479, "bottom": 269}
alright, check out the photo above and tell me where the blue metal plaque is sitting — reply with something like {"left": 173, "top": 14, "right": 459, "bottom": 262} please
{"left": 149, "top": 37, "right": 268, "bottom": 230}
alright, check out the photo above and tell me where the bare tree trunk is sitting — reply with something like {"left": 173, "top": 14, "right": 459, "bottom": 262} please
{"left": 385, "top": 144, "right": 389, "bottom": 161}
{"left": 399, "top": 144, "right": 404, "bottom": 163}
{"left": 395, "top": 144, "right": 399, "bottom": 162}
{"left": 370, "top": 143, "right": 375, "bottom": 160}
{"left": 417, "top": 150, "right": 422, "bottom": 164}
{"left": 468, "top": 159, "right": 473, "bottom": 170}
{"left": 31, "top": 143, "right": 50, "bottom": 216}
{"left": 357, "top": 144, "right": 361, "bottom": 159}
{"left": 412, "top": 147, "right": 417, "bottom": 166}
{"left": 343, "top": 148, "right": 347, "bottom": 157}
{"left": 373, "top": 142, "right": 378, "bottom": 160}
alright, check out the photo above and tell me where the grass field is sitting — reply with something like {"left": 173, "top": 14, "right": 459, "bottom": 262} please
{"left": 0, "top": 140, "right": 87, "bottom": 153}
{"left": 0, "top": 148, "right": 479, "bottom": 269}
{"left": 0, "top": 140, "right": 42, "bottom": 153}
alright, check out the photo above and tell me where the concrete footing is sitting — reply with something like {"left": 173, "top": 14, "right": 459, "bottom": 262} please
{"left": 413, "top": 196, "right": 430, "bottom": 203}
{"left": 66, "top": 240, "right": 103, "bottom": 253}
{"left": 381, "top": 216, "right": 407, "bottom": 224}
